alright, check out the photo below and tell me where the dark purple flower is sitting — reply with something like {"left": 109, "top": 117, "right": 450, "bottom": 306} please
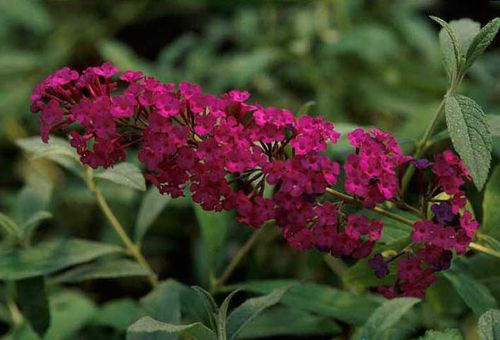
{"left": 412, "top": 158, "right": 432, "bottom": 170}
{"left": 431, "top": 201, "right": 455, "bottom": 225}
{"left": 369, "top": 254, "right": 390, "bottom": 278}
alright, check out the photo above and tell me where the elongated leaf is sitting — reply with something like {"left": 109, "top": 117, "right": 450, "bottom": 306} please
{"left": 466, "top": 18, "right": 500, "bottom": 69}
{"left": 11, "top": 290, "right": 97, "bottom": 340}
{"left": 448, "top": 19, "right": 480, "bottom": 55}
{"left": 438, "top": 18, "right": 480, "bottom": 75}
{"left": 238, "top": 306, "right": 341, "bottom": 339}
{"left": 487, "top": 114, "right": 500, "bottom": 137}
{"left": 227, "top": 286, "right": 290, "bottom": 340}
{"left": 419, "top": 328, "right": 463, "bottom": 339}
{"left": 16, "top": 276, "right": 50, "bottom": 337}
{"left": 134, "top": 187, "right": 171, "bottom": 243}
{"left": 45, "top": 291, "right": 97, "bottom": 339}
{"left": 127, "top": 316, "right": 216, "bottom": 340}
{"left": 22, "top": 211, "right": 52, "bottom": 234}
{"left": 0, "top": 212, "right": 22, "bottom": 238}
{"left": 218, "top": 289, "right": 241, "bottom": 339}
{"left": 359, "top": 297, "right": 420, "bottom": 340}
{"left": 15, "top": 180, "right": 52, "bottom": 229}
{"left": 192, "top": 285, "right": 219, "bottom": 331}
{"left": 444, "top": 95, "right": 492, "bottom": 190}
{"left": 0, "top": 238, "right": 122, "bottom": 280}
{"left": 141, "top": 280, "right": 182, "bottom": 325}
{"left": 444, "top": 271, "right": 497, "bottom": 317}
{"left": 92, "top": 299, "right": 142, "bottom": 331}
{"left": 478, "top": 309, "right": 500, "bottom": 340}
{"left": 194, "top": 205, "right": 231, "bottom": 279}
{"left": 96, "top": 162, "right": 146, "bottom": 191}
{"left": 16, "top": 136, "right": 80, "bottom": 172}
{"left": 432, "top": 16, "right": 461, "bottom": 75}
{"left": 482, "top": 166, "right": 500, "bottom": 239}
{"left": 231, "top": 280, "right": 381, "bottom": 325}
{"left": 16, "top": 136, "right": 78, "bottom": 160}
{"left": 53, "top": 259, "right": 148, "bottom": 283}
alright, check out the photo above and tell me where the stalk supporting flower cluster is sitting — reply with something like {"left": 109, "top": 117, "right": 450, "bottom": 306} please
{"left": 85, "top": 167, "right": 159, "bottom": 288}
{"left": 30, "top": 63, "right": 496, "bottom": 298}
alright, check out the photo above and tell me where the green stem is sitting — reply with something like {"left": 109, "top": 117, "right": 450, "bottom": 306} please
{"left": 401, "top": 97, "right": 446, "bottom": 194}
{"left": 325, "top": 188, "right": 415, "bottom": 226}
{"left": 469, "top": 242, "right": 500, "bottom": 259}
{"left": 401, "top": 70, "right": 464, "bottom": 195}
{"left": 6, "top": 282, "right": 22, "bottom": 329}
{"left": 214, "top": 221, "right": 273, "bottom": 289}
{"left": 85, "top": 167, "right": 159, "bottom": 288}
{"left": 324, "top": 188, "right": 500, "bottom": 260}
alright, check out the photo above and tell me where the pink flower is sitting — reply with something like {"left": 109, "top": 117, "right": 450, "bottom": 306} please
{"left": 432, "top": 150, "right": 470, "bottom": 194}
{"left": 344, "top": 128, "right": 408, "bottom": 207}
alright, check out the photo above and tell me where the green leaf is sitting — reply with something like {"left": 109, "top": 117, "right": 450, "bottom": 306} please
{"left": 141, "top": 280, "right": 182, "bottom": 324}
{"left": 466, "top": 18, "right": 500, "bottom": 70}
{"left": 127, "top": 316, "right": 217, "bottom": 340}
{"left": 0, "top": 238, "right": 122, "bottom": 280}
{"left": 359, "top": 297, "right": 420, "bottom": 340}
{"left": 238, "top": 306, "right": 341, "bottom": 339}
{"left": 419, "top": 328, "right": 463, "bottom": 340}
{"left": 52, "top": 259, "right": 148, "bottom": 283}
{"left": 92, "top": 299, "right": 142, "bottom": 331}
{"left": 22, "top": 211, "right": 52, "bottom": 228}
{"left": 16, "top": 136, "right": 80, "bottom": 172}
{"left": 16, "top": 276, "right": 50, "bottom": 338}
{"left": 134, "top": 187, "right": 171, "bottom": 244}
{"left": 482, "top": 165, "right": 500, "bottom": 239}
{"left": 343, "top": 257, "right": 397, "bottom": 288}
{"left": 426, "top": 275, "right": 466, "bottom": 316}
{"left": 444, "top": 271, "right": 497, "bottom": 317}
{"left": 438, "top": 18, "right": 480, "bottom": 76}
{"left": 448, "top": 19, "right": 481, "bottom": 55}
{"left": 444, "top": 95, "right": 492, "bottom": 190}
{"left": 21, "top": 211, "right": 52, "bottom": 240}
{"left": 45, "top": 290, "right": 97, "bottom": 339}
{"left": 194, "top": 205, "right": 231, "bottom": 280}
{"left": 218, "top": 289, "right": 241, "bottom": 339}
{"left": 362, "top": 209, "right": 414, "bottom": 244}
{"left": 487, "top": 114, "right": 500, "bottom": 137}
{"left": 431, "top": 16, "right": 461, "bottom": 75}
{"left": 95, "top": 162, "right": 146, "bottom": 191}
{"left": 192, "top": 285, "right": 219, "bottom": 331}
{"left": 8, "top": 290, "right": 97, "bottom": 340}
{"left": 231, "top": 280, "right": 381, "bottom": 325}
{"left": 478, "top": 309, "right": 500, "bottom": 340}
{"left": 0, "top": 212, "right": 22, "bottom": 238}
{"left": 227, "top": 286, "right": 290, "bottom": 340}
{"left": 15, "top": 180, "right": 52, "bottom": 228}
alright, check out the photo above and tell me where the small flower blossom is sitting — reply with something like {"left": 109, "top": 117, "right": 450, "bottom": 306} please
{"left": 369, "top": 253, "right": 390, "bottom": 278}
{"left": 344, "top": 128, "right": 409, "bottom": 208}
{"left": 432, "top": 150, "right": 471, "bottom": 194}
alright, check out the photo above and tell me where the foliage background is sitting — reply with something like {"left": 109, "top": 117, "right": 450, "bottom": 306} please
{"left": 1, "top": 0, "right": 500, "bottom": 339}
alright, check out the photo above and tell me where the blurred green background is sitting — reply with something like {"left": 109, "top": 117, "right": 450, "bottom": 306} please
{"left": 1, "top": 0, "right": 500, "bottom": 339}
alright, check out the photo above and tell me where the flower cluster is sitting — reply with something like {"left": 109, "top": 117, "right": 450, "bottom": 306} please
{"left": 283, "top": 203, "right": 384, "bottom": 257}
{"left": 371, "top": 151, "right": 478, "bottom": 298}
{"left": 344, "top": 128, "right": 410, "bottom": 208}
{"left": 31, "top": 64, "right": 481, "bottom": 299}
{"left": 31, "top": 63, "right": 365, "bottom": 256}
